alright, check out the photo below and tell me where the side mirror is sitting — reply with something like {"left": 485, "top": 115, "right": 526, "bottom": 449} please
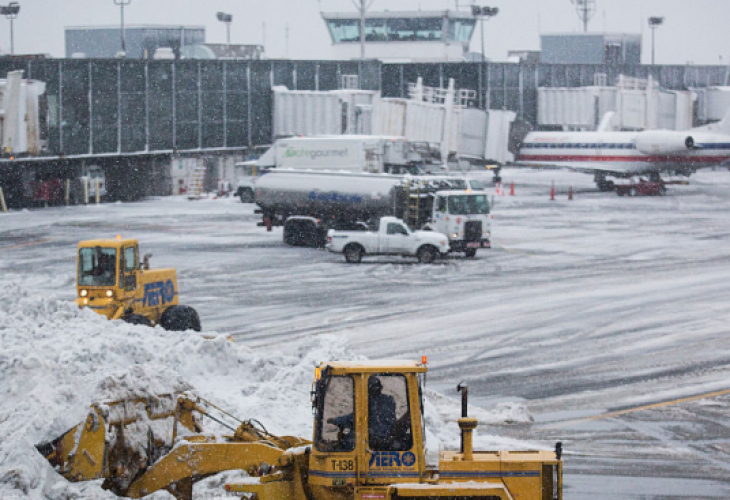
{"left": 142, "top": 253, "right": 152, "bottom": 270}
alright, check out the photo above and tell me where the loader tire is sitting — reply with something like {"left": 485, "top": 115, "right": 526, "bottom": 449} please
{"left": 160, "top": 305, "right": 202, "bottom": 332}
{"left": 122, "top": 314, "right": 153, "bottom": 327}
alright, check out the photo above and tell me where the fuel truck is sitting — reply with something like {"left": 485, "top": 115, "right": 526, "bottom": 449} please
{"left": 255, "top": 170, "right": 492, "bottom": 257}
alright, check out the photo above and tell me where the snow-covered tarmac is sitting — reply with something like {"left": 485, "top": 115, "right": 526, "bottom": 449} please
{"left": 2, "top": 167, "right": 730, "bottom": 499}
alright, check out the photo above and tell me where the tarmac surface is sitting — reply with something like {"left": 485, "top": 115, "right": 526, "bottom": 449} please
{"left": 2, "top": 166, "right": 730, "bottom": 498}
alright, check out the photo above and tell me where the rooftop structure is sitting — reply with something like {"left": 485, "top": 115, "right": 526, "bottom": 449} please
{"left": 180, "top": 43, "right": 264, "bottom": 60}
{"left": 541, "top": 33, "right": 641, "bottom": 65}
{"left": 321, "top": 10, "right": 476, "bottom": 62}
{"left": 65, "top": 25, "right": 205, "bottom": 59}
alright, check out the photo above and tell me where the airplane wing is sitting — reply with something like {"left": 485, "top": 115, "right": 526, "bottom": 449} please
{"left": 511, "top": 160, "right": 632, "bottom": 177}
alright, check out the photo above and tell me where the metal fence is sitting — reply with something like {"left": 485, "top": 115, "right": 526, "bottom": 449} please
{"left": 0, "top": 58, "right": 726, "bottom": 158}
{"left": 0, "top": 58, "right": 381, "bottom": 157}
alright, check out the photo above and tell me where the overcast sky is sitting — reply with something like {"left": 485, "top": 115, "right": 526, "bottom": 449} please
{"left": 2, "top": 0, "right": 729, "bottom": 65}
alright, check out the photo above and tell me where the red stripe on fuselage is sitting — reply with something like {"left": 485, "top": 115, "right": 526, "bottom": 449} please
{"left": 517, "top": 154, "right": 730, "bottom": 163}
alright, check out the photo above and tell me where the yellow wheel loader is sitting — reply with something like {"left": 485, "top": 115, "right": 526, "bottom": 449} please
{"left": 37, "top": 360, "right": 562, "bottom": 500}
{"left": 75, "top": 238, "right": 201, "bottom": 331}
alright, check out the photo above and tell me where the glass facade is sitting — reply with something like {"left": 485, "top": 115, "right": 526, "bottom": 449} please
{"left": 327, "top": 17, "right": 457, "bottom": 43}
{"left": 447, "top": 19, "right": 476, "bottom": 42}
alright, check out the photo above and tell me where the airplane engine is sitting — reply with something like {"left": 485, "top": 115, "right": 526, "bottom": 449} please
{"left": 634, "top": 131, "right": 695, "bottom": 155}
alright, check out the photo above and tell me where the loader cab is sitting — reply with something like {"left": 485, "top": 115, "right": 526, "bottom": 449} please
{"left": 310, "top": 361, "right": 427, "bottom": 488}
{"left": 76, "top": 239, "right": 140, "bottom": 318}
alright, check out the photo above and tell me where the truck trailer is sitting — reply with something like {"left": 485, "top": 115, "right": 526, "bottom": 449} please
{"left": 255, "top": 170, "right": 492, "bottom": 257}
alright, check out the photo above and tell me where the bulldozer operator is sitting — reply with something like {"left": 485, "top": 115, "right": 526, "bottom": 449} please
{"left": 327, "top": 375, "right": 410, "bottom": 452}
{"left": 368, "top": 376, "right": 398, "bottom": 450}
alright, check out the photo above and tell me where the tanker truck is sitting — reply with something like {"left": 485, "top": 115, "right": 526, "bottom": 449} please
{"left": 255, "top": 170, "right": 491, "bottom": 257}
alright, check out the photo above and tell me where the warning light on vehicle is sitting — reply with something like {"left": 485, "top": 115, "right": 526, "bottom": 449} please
{"left": 421, "top": 356, "right": 428, "bottom": 364}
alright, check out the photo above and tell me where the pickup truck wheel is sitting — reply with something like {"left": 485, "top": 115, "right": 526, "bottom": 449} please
{"left": 417, "top": 245, "right": 438, "bottom": 264}
{"left": 344, "top": 245, "right": 363, "bottom": 264}
{"left": 122, "top": 314, "right": 152, "bottom": 327}
{"left": 239, "top": 188, "right": 254, "bottom": 203}
{"left": 160, "top": 305, "right": 202, "bottom": 332}
{"left": 658, "top": 185, "right": 667, "bottom": 196}
{"left": 464, "top": 248, "right": 477, "bottom": 258}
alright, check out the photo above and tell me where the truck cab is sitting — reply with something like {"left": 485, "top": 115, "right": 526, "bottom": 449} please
{"left": 234, "top": 161, "right": 269, "bottom": 203}
{"left": 76, "top": 239, "right": 200, "bottom": 331}
{"left": 428, "top": 191, "right": 491, "bottom": 257}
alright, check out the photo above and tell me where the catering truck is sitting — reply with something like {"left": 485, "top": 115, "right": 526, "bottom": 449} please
{"left": 255, "top": 170, "right": 491, "bottom": 257}
{"left": 241, "top": 135, "right": 424, "bottom": 174}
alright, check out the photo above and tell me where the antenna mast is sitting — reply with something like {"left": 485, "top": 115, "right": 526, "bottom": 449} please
{"left": 571, "top": 0, "right": 596, "bottom": 32}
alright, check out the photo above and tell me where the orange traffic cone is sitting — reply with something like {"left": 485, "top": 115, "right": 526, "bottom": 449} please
{"left": 550, "top": 181, "right": 555, "bottom": 201}
{"left": 510, "top": 182, "right": 515, "bottom": 196}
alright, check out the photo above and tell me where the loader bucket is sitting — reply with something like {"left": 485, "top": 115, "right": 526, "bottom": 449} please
{"left": 35, "top": 406, "right": 107, "bottom": 481}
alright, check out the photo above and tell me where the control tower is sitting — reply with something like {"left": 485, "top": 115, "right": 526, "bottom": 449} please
{"left": 321, "top": 10, "right": 476, "bottom": 62}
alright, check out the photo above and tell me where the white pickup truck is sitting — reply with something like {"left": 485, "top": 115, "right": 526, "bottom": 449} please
{"left": 326, "top": 216, "right": 450, "bottom": 264}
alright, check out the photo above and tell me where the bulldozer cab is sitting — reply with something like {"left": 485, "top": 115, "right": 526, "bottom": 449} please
{"left": 77, "top": 239, "right": 139, "bottom": 291}
{"left": 310, "top": 361, "right": 427, "bottom": 487}
{"left": 76, "top": 239, "right": 144, "bottom": 319}
{"left": 78, "top": 246, "right": 118, "bottom": 287}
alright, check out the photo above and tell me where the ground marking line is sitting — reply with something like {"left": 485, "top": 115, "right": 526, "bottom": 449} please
{"left": 542, "top": 388, "right": 730, "bottom": 429}
{"left": 1, "top": 238, "right": 53, "bottom": 250}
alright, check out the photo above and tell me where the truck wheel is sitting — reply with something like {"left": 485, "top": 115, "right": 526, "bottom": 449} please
{"left": 465, "top": 248, "right": 477, "bottom": 258}
{"left": 417, "top": 245, "right": 438, "bottom": 264}
{"left": 122, "top": 314, "right": 152, "bottom": 327}
{"left": 617, "top": 190, "right": 625, "bottom": 196}
{"left": 344, "top": 245, "right": 363, "bottom": 264}
{"left": 239, "top": 188, "right": 254, "bottom": 203}
{"left": 160, "top": 305, "right": 202, "bottom": 332}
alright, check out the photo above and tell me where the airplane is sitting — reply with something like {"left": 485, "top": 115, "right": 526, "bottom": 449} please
{"left": 515, "top": 106, "right": 730, "bottom": 191}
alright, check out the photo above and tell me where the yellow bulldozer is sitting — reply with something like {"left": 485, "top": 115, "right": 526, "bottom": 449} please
{"left": 75, "top": 238, "right": 201, "bottom": 331}
{"left": 37, "top": 360, "right": 562, "bottom": 500}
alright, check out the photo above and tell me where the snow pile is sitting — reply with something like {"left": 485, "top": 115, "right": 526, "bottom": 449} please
{"left": 0, "top": 282, "right": 537, "bottom": 499}
{"left": 426, "top": 390, "right": 534, "bottom": 425}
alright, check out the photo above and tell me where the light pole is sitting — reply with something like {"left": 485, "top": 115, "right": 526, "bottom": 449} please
{"left": 471, "top": 5, "right": 498, "bottom": 110}
{"left": 351, "top": 0, "right": 374, "bottom": 63}
{"left": 0, "top": 2, "right": 20, "bottom": 55}
{"left": 648, "top": 16, "right": 664, "bottom": 65}
{"left": 471, "top": 5, "right": 499, "bottom": 63}
{"left": 113, "top": 0, "right": 131, "bottom": 55}
{"left": 216, "top": 12, "right": 232, "bottom": 45}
